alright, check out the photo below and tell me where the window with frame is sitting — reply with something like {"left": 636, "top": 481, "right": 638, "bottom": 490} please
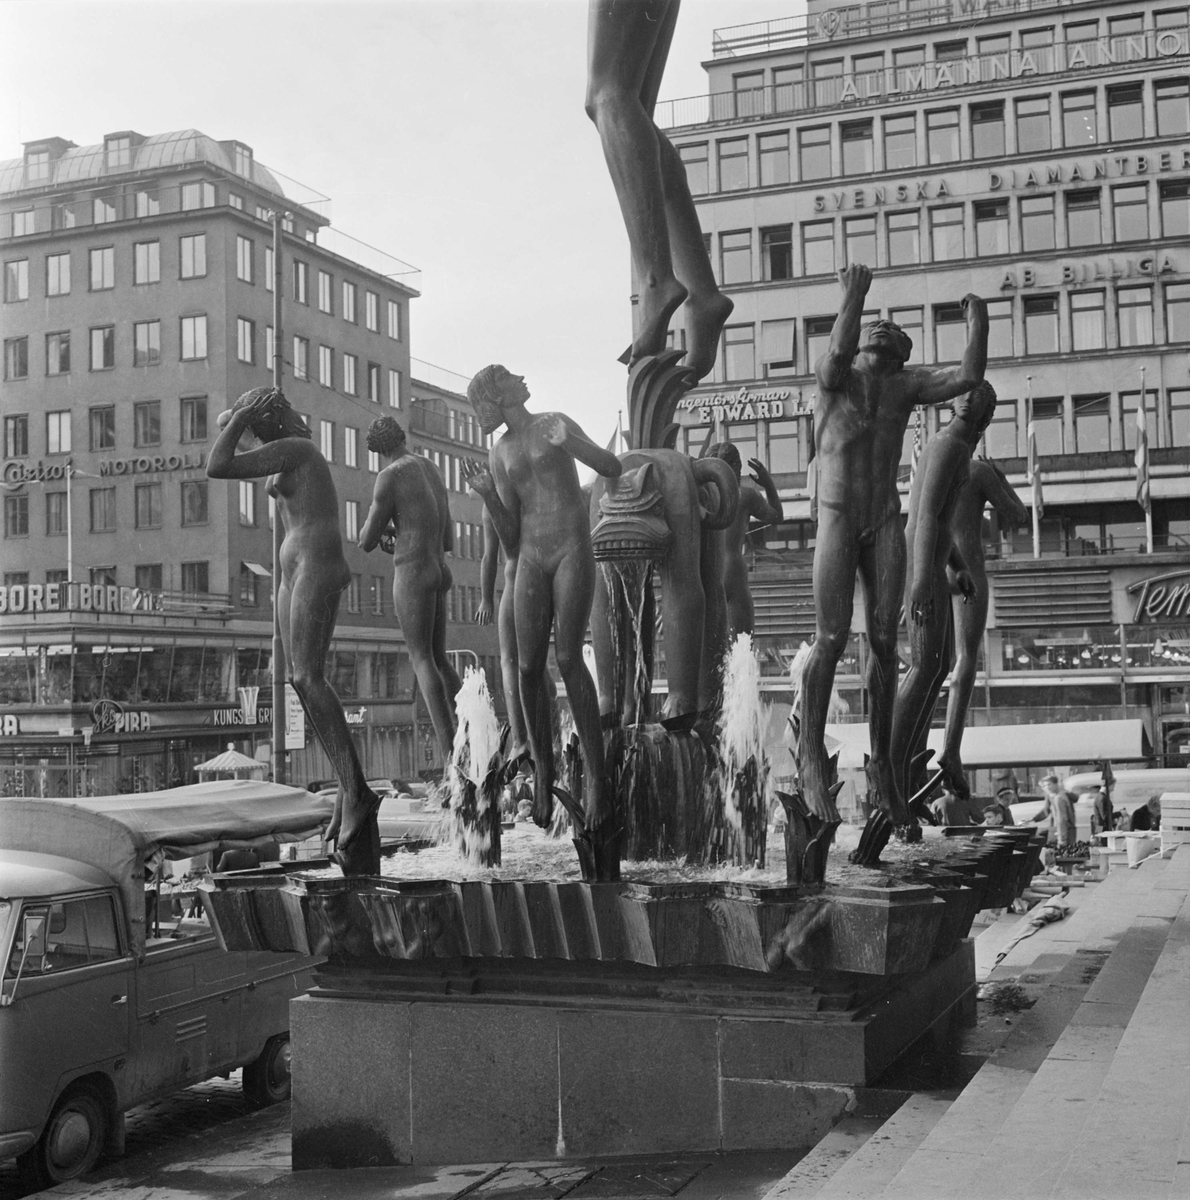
{"left": 320, "top": 420, "right": 335, "bottom": 460}
{"left": 760, "top": 319, "right": 796, "bottom": 377}
{"left": 679, "top": 143, "right": 709, "bottom": 194}
{"left": 4, "top": 337, "right": 28, "bottom": 380}
{"left": 929, "top": 205, "right": 964, "bottom": 261}
{"left": 1064, "top": 20, "right": 1098, "bottom": 43}
{"left": 971, "top": 101, "right": 1005, "bottom": 158}
{"left": 135, "top": 189, "right": 159, "bottom": 217}
{"left": 723, "top": 325, "right": 755, "bottom": 382}
{"left": 179, "top": 234, "right": 206, "bottom": 279}
{"left": 805, "top": 316, "right": 836, "bottom": 370}
{"left": 1021, "top": 26, "right": 1054, "bottom": 48}
{"left": 89, "top": 566, "right": 116, "bottom": 587}
{"left": 1070, "top": 291, "right": 1106, "bottom": 350}
{"left": 843, "top": 215, "right": 877, "bottom": 266}
{"left": 802, "top": 220, "right": 835, "bottom": 275}
{"left": 978, "top": 32, "right": 1011, "bottom": 55}
{"left": 133, "top": 240, "right": 160, "bottom": 286}
{"left": 345, "top": 575, "right": 362, "bottom": 615}
{"left": 236, "top": 236, "right": 253, "bottom": 283}
{"left": 343, "top": 354, "right": 357, "bottom": 395}
{"left": 292, "top": 336, "right": 308, "bottom": 379}
{"left": 265, "top": 245, "right": 274, "bottom": 292}
{"left": 180, "top": 480, "right": 208, "bottom": 526}
{"left": 1160, "top": 180, "right": 1190, "bottom": 238}
{"left": 239, "top": 480, "right": 256, "bottom": 526}
{"left": 371, "top": 577, "right": 385, "bottom": 615}
{"left": 345, "top": 500, "right": 360, "bottom": 541}
{"left": 45, "top": 491, "right": 67, "bottom": 536}
{"left": 1113, "top": 184, "right": 1149, "bottom": 241}
{"left": 4, "top": 495, "right": 29, "bottom": 538}
{"left": 345, "top": 427, "right": 359, "bottom": 468}
{"left": 180, "top": 181, "right": 215, "bottom": 210}
{"left": 135, "top": 482, "right": 162, "bottom": 529}
{"left": 1166, "top": 282, "right": 1190, "bottom": 342}
{"left": 1066, "top": 189, "right": 1101, "bottom": 247}
{"left": 93, "top": 194, "right": 118, "bottom": 224}
{"left": 1117, "top": 286, "right": 1154, "bottom": 347}
{"left": 1155, "top": 78, "right": 1190, "bottom": 136}
{"left": 12, "top": 208, "right": 35, "bottom": 237}
{"left": 732, "top": 70, "right": 764, "bottom": 117}
{"left": 1121, "top": 390, "right": 1160, "bottom": 451}
{"left": 24, "top": 149, "right": 49, "bottom": 182}
{"left": 89, "top": 247, "right": 114, "bottom": 291}
{"left": 887, "top": 211, "right": 920, "bottom": 267}
{"left": 5, "top": 258, "right": 29, "bottom": 302}
{"left": 1020, "top": 195, "right": 1055, "bottom": 252}
{"left": 236, "top": 318, "right": 254, "bottom": 364}
{"left": 90, "top": 406, "right": 115, "bottom": 451}
{"left": 1016, "top": 96, "right": 1052, "bottom": 153}
{"left": 318, "top": 344, "right": 333, "bottom": 386}
{"left": 181, "top": 396, "right": 207, "bottom": 442}
{"left": 240, "top": 564, "right": 259, "bottom": 607}
{"left": 926, "top": 109, "right": 960, "bottom": 163}
{"left": 983, "top": 398, "right": 1017, "bottom": 458}
{"left": 773, "top": 62, "right": 803, "bottom": 105}
{"left": 758, "top": 132, "right": 790, "bottom": 186}
{"left": 1170, "top": 388, "right": 1190, "bottom": 445}
{"left": 180, "top": 315, "right": 208, "bottom": 360}
{"left": 229, "top": 193, "right": 243, "bottom": 211}
{"left": 47, "top": 411, "right": 71, "bottom": 454}
{"left": 883, "top": 114, "right": 916, "bottom": 169}
{"left": 46, "top": 252, "right": 70, "bottom": 296}
{"left": 89, "top": 487, "right": 116, "bottom": 532}
{"left": 974, "top": 199, "right": 1009, "bottom": 256}
{"left": 760, "top": 226, "right": 792, "bottom": 281}
{"left": 387, "top": 299, "right": 401, "bottom": 340}
{"left": 134, "top": 401, "right": 161, "bottom": 448}
{"left": 318, "top": 270, "right": 333, "bottom": 313}
{"left": 841, "top": 121, "right": 874, "bottom": 175}
{"left": 90, "top": 326, "right": 114, "bottom": 371}
{"left": 767, "top": 423, "right": 806, "bottom": 473}
{"left": 46, "top": 331, "right": 71, "bottom": 376}
{"left": 367, "top": 362, "right": 380, "bottom": 403}
{"left": 365, "top": 290, "right": 379, "bottom": 331}
{"left": 718, "top": 138, "right": 749, "bottom": 191}
{"left": 293, "top": 260, "right": 308, "bottom": 303}
{"left": 1023, "top": 295, "right": 1060, "bottom": 355}
{"left": 798, "top": 126, "right": 831, "bottom": 180}
{"left": 1062, "top": 91, "right": 1097, "bottom": 146}
{"left": 5, "top": 415, "right": 28, "bottom": 457}
{"left": 342, "top": 281, "right": 357, "bottom": 322}
{"left": 1073, "top": 394, "right": 1110, "bottom": 452}
{"left": 136, "top": 564, "right": 161, "bottom": 592}
{"left": 933, "top": 303, "right": 968, "bottom": 362}
{"left": 1107, "top": 82, "right": 1144, "bottom": 140}
{"left": 720, "top": 231, "right": 751, "bottom": 285}
{"left": 1030, "top": 396, "right": 1064, "bottom": 455}
{"left": 181, "top": 561, "right": 209, "bottom": 594}
{"left": 888, "top": 307, "right": 923, "bottom": 366}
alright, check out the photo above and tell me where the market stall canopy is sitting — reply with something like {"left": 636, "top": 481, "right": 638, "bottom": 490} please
{"left": 823, "top": 719, "right": 1150, "bottom": 771}
{"left": 0, "top": 781, "right": 333, "bottom": 954}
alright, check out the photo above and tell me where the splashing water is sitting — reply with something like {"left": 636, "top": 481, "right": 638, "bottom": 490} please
{"left": 448, "top": 665, "right": 503, "bottom": 864}
{"left": 599, "top": 560, "right": 653, "bottom": 726}
{"left": 714, "top": 632, "right": 772, "bottom": 866}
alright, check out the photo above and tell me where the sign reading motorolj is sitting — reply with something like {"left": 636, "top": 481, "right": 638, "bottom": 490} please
{"left": 677, "top": 386, "right": 806, "bottom": 425}
{"left": 1128, "top": 570, "right": 1190, "bottom": 622}
{"left": 0, "top": 583, "right": 163, "bottom": 615}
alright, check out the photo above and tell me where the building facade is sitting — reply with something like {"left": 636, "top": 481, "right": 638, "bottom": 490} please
{"left": 0, "top": 130, "right": 494, "bottom": 795}
{"left": 653, "top": 0, "right": 1190, "bottom": 785}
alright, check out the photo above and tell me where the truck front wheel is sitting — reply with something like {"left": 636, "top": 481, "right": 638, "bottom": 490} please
{"left": 18, "top": 1084, "right": 108, "bottom": 1188}
{"left": 243, "top": 1033, "right": 292, "bottom": 1108}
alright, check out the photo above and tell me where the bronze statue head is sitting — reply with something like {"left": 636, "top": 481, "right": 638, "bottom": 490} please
{"left": 467, "top": 365, "right": 527, "bottom": 434}
{"left": 222, "top": 387, "right": 311, "bottom": 442}
{"left": 705, "top": 441, "right": 742, "bottom": 479}
{"left": 367, "top": 415, "right": 406, "bottom": 456}
{"left": 860, "top": 319, "right": 912, "bottom": 364}
{"left": 953, "top": 380, "right": 998, "bottom": 434}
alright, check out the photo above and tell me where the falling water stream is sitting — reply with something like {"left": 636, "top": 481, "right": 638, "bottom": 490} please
{"left": 447, "top": 665, "right": 503, "bottom": 865}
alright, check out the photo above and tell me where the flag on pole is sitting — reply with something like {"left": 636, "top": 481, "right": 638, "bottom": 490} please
{"left": 1026, "top": 416, "right": 1044, "bottom": 520}
{"left": 908, "top": 407, "right": 924, "bottom": 485}
{"left": 1134, "top": 395, "right": 1151, "bottom": 514}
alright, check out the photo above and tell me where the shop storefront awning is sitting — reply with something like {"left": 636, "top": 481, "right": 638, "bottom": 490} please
{"left": 242, "top": 561, "right": 271, "bottom": 576}
{"left": 823, "top": 719, "right": 1149, "bottom": 771}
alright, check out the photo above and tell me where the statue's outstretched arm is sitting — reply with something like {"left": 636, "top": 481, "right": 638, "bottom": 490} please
{"left": 981, "top": 460, "right": 1030, "bottom": 527}
{"left": 550, "top": 415, "right": 623, "bottom": 478}
{"left": 747, "top": 459, "right": 784, "bottom": 524}
{"left": 819, "top": 264, "right": 870, "bottom": 391}
{"left": 358, "top": 473, "right": 395, "bottom": 553}
{"left": 478, "top": 509, "right": 500, "bottom": 621}
{"left": 915, "top": 294, "right": 989, "bottom": 406}
{"left": 464, "top": 456, "right": 520, "bottom": 553}
{"left": 207, "top": 406, "right": 311, "bottom": 480}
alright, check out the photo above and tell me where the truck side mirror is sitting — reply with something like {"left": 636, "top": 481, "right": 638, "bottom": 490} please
{"left": 1, "top": 911, "right": 47, "bottom": 1007}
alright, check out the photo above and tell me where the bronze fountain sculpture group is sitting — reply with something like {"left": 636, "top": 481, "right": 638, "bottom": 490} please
{"left": 207, "top": 0, "right": 1026, "bottom": 884}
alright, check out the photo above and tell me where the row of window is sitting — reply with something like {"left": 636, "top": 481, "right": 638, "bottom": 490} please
{"left": 415, "top": 445, "right": 487, "bottom": 495}
{"left": 281, "top": 328, "right": 400, "bottom": 404}
{"left": 680, "top": 74, "right": 1190, "bottom": 192}
{"left": 3, "top": 479, "right": 210, "bottom": 538}
{"left": 283, "top": 253, "right": 401, "bottom": 337}
{"left": 706, "top": 284, "right": 1190, "bottom": 386}
{"left": 4, "top": 317, "right": 207, "bottom": 378}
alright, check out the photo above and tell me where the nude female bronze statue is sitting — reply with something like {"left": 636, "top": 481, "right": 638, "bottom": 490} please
{"left": 890, "top": 384, "right": 998, "bottom": 808}
{"left": 800, "top": 264, "right": 988, "bottom": 827}
{"left": 705, "top": 443, "right": 785, "bottom": 639}
{"left": 207, "top": 387, "right": 380, "bottom": 876}
{"left": 358, "top": 417, "right": 462, "bottom": 759}
{"left": 936, "top": 455, "right": 1029, "bottom": 796}
{"left": 586, "top": 0, "right": 732, "bottom": 380}
{"left": 463, "top": 366, "right": 623, "bottom": 845}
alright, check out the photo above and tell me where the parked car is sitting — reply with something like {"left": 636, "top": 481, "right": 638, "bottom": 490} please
{"left": 0, "top": 781, "right": 331, "bottom": 1187}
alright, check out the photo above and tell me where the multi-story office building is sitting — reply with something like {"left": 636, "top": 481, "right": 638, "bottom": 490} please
{"left": 0, "top": 130, "right": 495, "bottom": 795}
{"left": 653, "top": 0, "right": 1190, "bottom": 783}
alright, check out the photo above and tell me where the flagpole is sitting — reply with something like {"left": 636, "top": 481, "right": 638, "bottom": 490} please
{"left": 1027, "top": 376, "right": 1040, "bottom": 559}
{"left": 1140, "top": 366, "right": 1153, "bottom": 553}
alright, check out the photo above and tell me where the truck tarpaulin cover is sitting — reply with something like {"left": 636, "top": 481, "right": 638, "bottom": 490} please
{"left": 0, "top": 780, "right": 333, "bottom": 954}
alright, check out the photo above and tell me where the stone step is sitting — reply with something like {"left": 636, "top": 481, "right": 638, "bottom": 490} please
{"left": 877, "top": 849, "right": 1184, "bottom": 1199}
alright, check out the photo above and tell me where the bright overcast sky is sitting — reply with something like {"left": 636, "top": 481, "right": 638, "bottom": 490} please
{"left": 3, "top": 0, "right": 804, "bottom": 446}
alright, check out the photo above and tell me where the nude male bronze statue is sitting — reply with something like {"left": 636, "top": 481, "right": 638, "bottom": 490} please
{"left": 705, "top": 442, "right": 785, "bottom": 640}
{"left": 358, "top": 416, "right": 462, "bottom": 759}
{"left": 207, "top": 387, "right": 380, "bottom": 876}
{"left": 936, "top": 455, "right": 1029, "bottom": 796}
{"left": 890, "top": 384, "right": 998, "bottom": 808}
{"left": 585, "top": 0, "right": 732, "bottom": 379}
{"left": 463, "top": 366, "right": 623, "bottom": 846}
{"left": 800, "top": 264, "right": 988, "bottom": 827}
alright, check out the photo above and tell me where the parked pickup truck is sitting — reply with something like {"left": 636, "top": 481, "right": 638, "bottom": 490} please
{"left": 0, "top": 780, "right": 332, "bottom": 1188}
